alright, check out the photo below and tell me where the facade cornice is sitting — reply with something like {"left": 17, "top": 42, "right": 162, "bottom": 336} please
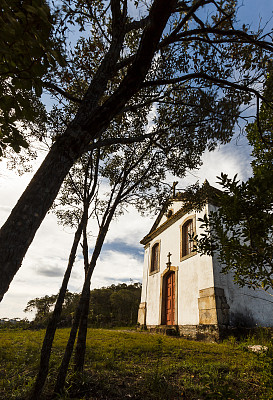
{"left": 140, "top": 182, "right": 221, "bottom": 246}
{"left": 140, "top": 206, "right": 190, "bottom": 245}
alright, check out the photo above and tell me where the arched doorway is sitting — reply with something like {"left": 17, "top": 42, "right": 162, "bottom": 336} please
{"left": 162, "top": 271, "right": 175, "bottom": 325}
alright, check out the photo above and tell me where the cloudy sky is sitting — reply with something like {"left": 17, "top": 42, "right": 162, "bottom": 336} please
{"left": 0, "top": 138, "right": 253, "bottom": 320}
{"left": 0, "top": 0, "right": 272, "bottom": 320}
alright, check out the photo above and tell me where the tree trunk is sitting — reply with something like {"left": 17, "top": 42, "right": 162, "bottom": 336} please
{"left": 74, "top": 225, "right": 90, "bottom": 372}
{"left": 0, "top": 137, "right": 75, "bottom": 301}
{"left": 73, "top": 285, "right": 90, "bottom": 372}
{"left": 54, "top": 193, "right": 121, "bottom": 395}
{"left": 0, "top": 0, "right": 177, "bottom": 301}
{"left": 29, "top": 214, "right": 86, "bottom": 400}
{"left": 53, "top": 264, "right": 95, "bottom": 395}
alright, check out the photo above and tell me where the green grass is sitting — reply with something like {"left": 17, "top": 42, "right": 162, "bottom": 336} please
{"left": 0, "top": 328, "right": 273, "bottom": 399}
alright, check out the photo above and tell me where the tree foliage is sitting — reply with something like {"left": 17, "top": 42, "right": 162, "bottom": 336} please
{"left": 24, "top": 284, "right": 141, "bottom": 327}
{"left": 24, "top": 291, "right": 80, "bottom": 327}
{"left": 0, "top": 0, "right": 65, "bottom": 155}
{"left": 90, "top": 283, "right": 141, "bottom": 326}
{"left": 194, "top": 71, "right": 273, "bottom": 290}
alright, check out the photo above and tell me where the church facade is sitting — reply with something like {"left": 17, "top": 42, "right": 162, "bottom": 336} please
{"left": 138, "top": 189, "right": 273, "bottom": 339}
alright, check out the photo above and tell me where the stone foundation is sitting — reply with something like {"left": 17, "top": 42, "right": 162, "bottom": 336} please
{"left": 146, "top": 325, "right": 179, "bottom": 336}
{"left": 146, "top": 324, "right": 228, "bottom": 341}
{"left": 178, "top": 324, "right": 226, "bottom": 341}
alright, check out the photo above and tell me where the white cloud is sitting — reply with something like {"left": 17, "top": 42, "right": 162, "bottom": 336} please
{"left": 105, "top": 207, "right": 153, "bottom": 246}
{"left": 175, "top": 137, "right": 253, "bottom": 190}
{"left": 90, "top": 250, "right": 143, "bottom": 289}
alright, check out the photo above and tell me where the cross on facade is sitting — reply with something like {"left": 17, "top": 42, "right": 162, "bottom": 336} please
{"left": 166, "top": 252, "right": 172, "bottom": 268}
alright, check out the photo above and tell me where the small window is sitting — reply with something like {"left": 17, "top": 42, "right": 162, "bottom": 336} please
{"left": 181, "top": 218, "right": 194, "bottom": 258}
{"left": 150, "top": 242, "right": 160, "bottom": 273}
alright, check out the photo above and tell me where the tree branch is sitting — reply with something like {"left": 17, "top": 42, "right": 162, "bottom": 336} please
{"left": 43, "top": 81, "right": 82, "bottom": 104}
{"left": 142, "top": 72, "right": 268, "bottom": 102}
{"left": 125, "top": 16, "right": 149, "bottom": 32}
{"left": 85, "top": 3, "right": 111, "bottom": 44}
{"left": 115, "top": 25, "right": 273, "bottom": 75}
{"left": 162, "top": 27, "right": 273, "bottom": 52}
{"left": 168, "top": 0, "right": 213, "bottom": 39}
{"left": 89, "top": 132, "right": 155, "bottom": 151}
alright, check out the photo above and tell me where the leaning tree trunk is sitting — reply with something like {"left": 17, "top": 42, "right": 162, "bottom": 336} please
{"left": 0, "top": 137, "right": 77, "bottom": 301}
{"left": 29, "top": 213, "right": 87, "bottom": 400}
{"left": 0, "top": 0, "right": 177, "bottom": 301}
{"left": 74, "top": 226, "right": 91, "bottom": 372}
{"left": 53, "top": 263, "right": 96, "bottom": 395}
{"left": 0, "top": 31, "right": 122, "bottom": 301}
{"left": 73, "top": 282, "right": 91, "bottom": 372}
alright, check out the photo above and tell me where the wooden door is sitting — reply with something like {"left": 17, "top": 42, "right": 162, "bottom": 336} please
{"left": 165, "top": 272, "right": 175, "bottom": 325}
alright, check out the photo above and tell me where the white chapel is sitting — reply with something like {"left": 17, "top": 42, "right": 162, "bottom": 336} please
{"left": 138, "top": 183, "right": 273, "bottom": 339}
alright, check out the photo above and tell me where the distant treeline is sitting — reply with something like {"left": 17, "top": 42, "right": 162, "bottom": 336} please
{"left": 21, "top": 283, "right": 141, "bottom": 328}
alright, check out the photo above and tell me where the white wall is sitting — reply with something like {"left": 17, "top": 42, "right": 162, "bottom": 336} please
{"left": 158, "top": 201, "right": 185, "bottom": 226}
{"left": 142, "top": 201, "right": 215, "bottom": 326}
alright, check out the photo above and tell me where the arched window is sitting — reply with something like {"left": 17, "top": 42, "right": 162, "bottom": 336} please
{"left": 181, "top": 218, "right": 194, "bottom": 259}
{"left": 150, "top": 242, "right": 160, "bottom": 273}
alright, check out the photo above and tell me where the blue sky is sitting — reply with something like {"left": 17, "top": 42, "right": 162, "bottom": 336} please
{"left": 0, "top": 0, "right": 272, "bottom": 319}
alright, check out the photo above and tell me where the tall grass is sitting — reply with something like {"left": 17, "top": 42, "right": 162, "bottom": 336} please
{"left": 0, "top": 328, "right": 272, "bottom": 399}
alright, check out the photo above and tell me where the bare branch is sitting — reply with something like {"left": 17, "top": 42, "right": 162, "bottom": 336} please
{"left": 68, "top": 171, "right": 84, "bottom": 202}
{"left": 162, "top": 27, "right": 273, "bottom": 52}
{"left": 87, "top": 149, "right": 100, "bottom": 201}
{"left": 120, "top": 149, "right": 159, "bottom": 200}
{"left": 142, "top": 72, "right": 268, "bottom": 102}
{"left": 43, "top": 81, "right": 82, "bottom": 104}
{"left": 89, "top": 132, "right": 155, "bottom": 151}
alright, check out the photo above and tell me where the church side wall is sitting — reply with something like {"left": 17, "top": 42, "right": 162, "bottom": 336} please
{"left": 213, "top": 257, "right": 273, "bottom": 327}
{"left": 209, "top": 204, "right": 273, "bottom": 328}
{"left": 146, "top": 272, "right": 161, "bottom": 325}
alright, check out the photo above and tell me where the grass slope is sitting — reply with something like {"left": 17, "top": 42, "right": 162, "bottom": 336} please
{"left": 0, "top": 328, "right": 273, "bottom": 399}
